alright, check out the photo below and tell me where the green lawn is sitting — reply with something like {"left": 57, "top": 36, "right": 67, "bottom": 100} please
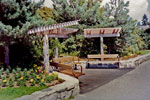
{"left": 0, "top": 86, "right": 48, "bottom": 100}
{"left": 138, "top": 50, "right": 150, "bottom": 55}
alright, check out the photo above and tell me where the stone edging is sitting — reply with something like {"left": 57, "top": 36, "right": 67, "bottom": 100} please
{"left": 15, "top": 73, "right": 80, "bottom": 100}
{"left": 119, "top": 53, "right": 150, "bottom": 68}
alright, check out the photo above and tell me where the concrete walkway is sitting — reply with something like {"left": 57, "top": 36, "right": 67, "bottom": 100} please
{"left": 74, "top": 61, "right": 150, "bottom": 100}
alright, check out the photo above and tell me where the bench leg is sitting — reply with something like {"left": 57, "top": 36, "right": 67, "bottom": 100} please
{"left": 117, "top": 56, "right": 120, "bottom": 69}
{"left": 86, "top": 63, "right": 90, "bottom": 68}
{"left": 74, "top": 64, "right": 78, "bottom": 70}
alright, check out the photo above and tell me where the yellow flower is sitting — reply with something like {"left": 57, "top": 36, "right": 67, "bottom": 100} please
{"left": 30, "top": 79, "right": 34, "bottom": 82}
{"left": 49, "top": 73, "right": 53, "bottom": 76}
{"left": 2, "top": 80, "right": 7, "bottom": 83}
{"left": 36, "top": 76, "right": 40, "bottom": 79}
{"left": 20, "top": 77, "right": 24, "bottom": 80}
{"left": 33, "top": 64, "right": 37, "bottom": 67}
{"left": 53, "top": 72, "right": 58, "bottom": 76}
{"left": 35, "top": 70, "right": 37, "bottom": 72}
{"left": 37, "top": 67, "right": 40, "bottom": 70}
{"left": 41, "top": 79, "right": 44, "bottom": 82}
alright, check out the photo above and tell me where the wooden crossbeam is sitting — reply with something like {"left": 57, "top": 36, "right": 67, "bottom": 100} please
{"left": 84, "top": 27, "right": 121, "bottom": 38}
{"left": 27, "top": 20, "right": 79, "bottom": 34}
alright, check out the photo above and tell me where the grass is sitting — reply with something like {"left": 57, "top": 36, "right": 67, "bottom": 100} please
{"left": 137, "top": 50, "right": 150, "bottom": 55}
{"left": 0, "top": 86, "right": 48, "bottom": 100}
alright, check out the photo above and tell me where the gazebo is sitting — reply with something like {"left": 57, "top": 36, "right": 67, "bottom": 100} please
{"left": 27, "top": 20, "right": 79, "bottom": 72}
{"left": 84, "top": 27, "right": 121, "bottom": 55}
{"left": 84, "top": 27, "right": 122, "bottom": 68}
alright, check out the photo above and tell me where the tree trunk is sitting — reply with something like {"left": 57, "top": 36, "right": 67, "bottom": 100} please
{"left": 4, "top": 41, "right": 9, "bottom": 67}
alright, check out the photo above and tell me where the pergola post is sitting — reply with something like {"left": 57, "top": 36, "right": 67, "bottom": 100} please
{"left": 55, "top": 38, "right": 59, "bottom": 58}
{"left": 100, "top": 37, "right": 104, "bottom": 55}
{"left": 43, "top": 34, "right": 51, "bottom": 73}
{"left": 100, "top": 37, "right": 104, "bottom": 61}
{"left": 55, "top": 46, "right": 58, "bottom": 58}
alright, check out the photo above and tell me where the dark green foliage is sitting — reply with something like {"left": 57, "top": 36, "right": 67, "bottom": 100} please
{"left": 52, "top": 0, "right": 103, "bottom": 56}
{"left": 6, "top": 69, "right": 10, "bottom": 78}
{"left": 0, "top": 0, "right": 56, "bottom": 67}
{"left": 8, "top": 78, "right": 14, "bottom": 87}
{"left": 103, "top": 0, "right": 146, "bottom": 55}
{"left": 52, "top": 0, "right": 147, "bottom": 56}
{"left": 45, "top": 75, "right": 54, "bottom": 83}
{"left": 23, "top": 70, "right": 29, "bottom": 80}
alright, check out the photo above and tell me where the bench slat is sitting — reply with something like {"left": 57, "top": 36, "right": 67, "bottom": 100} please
{"left": 88, "top": 54, "right": 119, "bottom": 59}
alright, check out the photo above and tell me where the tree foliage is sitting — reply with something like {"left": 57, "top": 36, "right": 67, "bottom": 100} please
{"left": 0, "top": 0, "right": 55, "bottom": 67}
{"left": 52, "top": 0, "right": 146, "bottom": 56}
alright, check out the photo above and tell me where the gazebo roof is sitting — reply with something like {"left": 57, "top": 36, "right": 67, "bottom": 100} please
{"left": 27, "top": 20, "right": 80, "bottom": 35}
{"left": 84, "top": 27, "right": 121, "bottom": 38}
{"left": 36, "top": 28, "right": 78, "bottom": 38}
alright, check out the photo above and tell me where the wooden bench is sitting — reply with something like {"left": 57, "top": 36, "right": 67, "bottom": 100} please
{"left": 87, "top": 54, "right": 120, "bottom": 68}
{"left": 50, "top": 56, "right": 85, "bottom": 78}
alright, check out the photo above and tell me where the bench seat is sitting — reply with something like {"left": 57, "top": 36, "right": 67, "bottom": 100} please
{"left": 50, "top": 56, "right": 85, "bottom": 78}
{"left": 87, "top": 54, "right": 120, "bottom": 68}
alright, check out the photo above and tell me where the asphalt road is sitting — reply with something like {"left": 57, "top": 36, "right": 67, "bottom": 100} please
{"left": 74, "top": 61, "right": 150, "bottom": 100}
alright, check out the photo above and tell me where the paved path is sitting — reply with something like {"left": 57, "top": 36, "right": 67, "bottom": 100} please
{"left": 74, "top": 61, "right": 150, "bottom": 100}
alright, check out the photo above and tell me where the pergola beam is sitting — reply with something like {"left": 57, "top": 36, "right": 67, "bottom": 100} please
{"left": 84, "top": 28, "right": 121, "bottom": 38}
{"left": 28, "top": 20, "right": 80, "bottom": 34}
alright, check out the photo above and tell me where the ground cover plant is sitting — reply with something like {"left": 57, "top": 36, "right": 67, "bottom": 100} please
{"left": 0, "top": 65, "right": 63, "bottom": 88}
{"left": 0, "top": 65, "right": 64, "bottom": 100}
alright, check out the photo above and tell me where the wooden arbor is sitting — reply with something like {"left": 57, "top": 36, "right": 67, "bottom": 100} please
{"left": 27, "top": 20, "right": 79, "bottom": 72}
{"left": 84, "top": 28, "right": 121, "bottom": 55}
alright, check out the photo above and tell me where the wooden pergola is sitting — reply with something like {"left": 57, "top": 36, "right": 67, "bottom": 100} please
{"left": 27, "top": 20, "right": 79, "bottom": 72}
{"left": 84, "top": 28, "right": 121, "bottom": 55}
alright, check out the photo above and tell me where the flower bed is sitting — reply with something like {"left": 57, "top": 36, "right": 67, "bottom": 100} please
{"left": 0, "top": 65, "right": 64, "bottom": 88}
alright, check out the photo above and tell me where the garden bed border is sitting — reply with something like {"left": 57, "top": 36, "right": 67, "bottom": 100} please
{"left": 119, "top": 53, "right": 150, "bottom": 68}
{"left": 15, "top": 72, "right": 80, "bottom": 100}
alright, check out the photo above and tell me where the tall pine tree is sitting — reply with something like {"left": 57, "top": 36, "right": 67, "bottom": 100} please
{"left": 101, "top": 0, "right": 146, "bottom": 55}
{"left": 0, "top": 0, "right": 47, "bottom": 67}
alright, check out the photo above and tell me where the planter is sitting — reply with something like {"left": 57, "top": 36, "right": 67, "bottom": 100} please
{"left": 119, "top": 53, "right": 150, "bottom": 68}
{"left": 15, "top": 72, "right": 80, "bottom": 100}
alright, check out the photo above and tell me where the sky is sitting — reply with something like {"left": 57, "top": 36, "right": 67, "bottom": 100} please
{"left": 33, "top": 0, "right": 150, "bottom": 21}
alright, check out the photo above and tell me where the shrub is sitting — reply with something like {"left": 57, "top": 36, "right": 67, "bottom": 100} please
{"left": 30, "top": 79, "right": 35, "bottom": 86}
{"left": 6, "top": 69, "right": 9, "bottom": 78}
{"left": 12, "top": 69, "right": 16, "bottom": 75}
{"left": 8, "top": 78, "right": 14, "bottom": 87}
{"left": 45, "top": 75, "right": 54, "bottom": 83}
{"left": 2, "top": 77, "right": 7, "bottom": 87}
{"left": 39, "top": 79, "right": 46, "bottom": 86}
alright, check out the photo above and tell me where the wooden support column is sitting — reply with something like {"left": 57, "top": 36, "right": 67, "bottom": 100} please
{"left": 55, "top": 38, "right": 58, "bottom": 58}
{"left": 100, "top": 37, "right": 104, "bottom": 54}
{"left": 100, "top": 37, "right": 104, "bottom": 61}
{"left": 55, "top": 46, "right": 58, "bottom": 58}
{"left": 43, "top": 34, "right": 51, "bottom": 73}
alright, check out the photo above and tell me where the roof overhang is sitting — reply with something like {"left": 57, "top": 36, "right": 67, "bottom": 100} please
{"left": 84, "top": 27, "right": 121, "bottom": 38}
{"left": 27, "top": 20, "right": 80, "bottom": 35}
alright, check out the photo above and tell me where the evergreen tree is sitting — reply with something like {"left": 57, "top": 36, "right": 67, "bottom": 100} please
{"left": 51, "top": 0, "right": 104, "bottom": 56}
{"left": 102, "top": 0, "right": 146, "bottom": 55}
{"left": 0, "top": 0, "right": 48, "bottom": 67}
